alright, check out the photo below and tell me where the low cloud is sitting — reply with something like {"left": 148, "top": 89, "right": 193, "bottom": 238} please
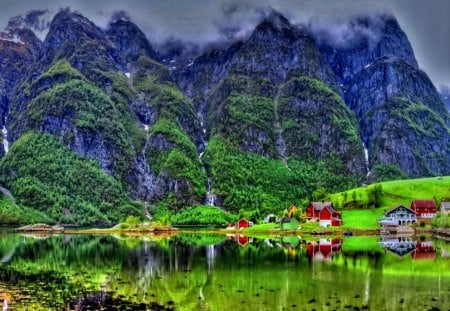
{"left": 307, "top": 14, "right": 392, "bottom": 49}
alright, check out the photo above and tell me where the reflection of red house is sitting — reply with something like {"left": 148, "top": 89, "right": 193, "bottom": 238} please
{"left": 411, "top": 241, "right": 436, "bottom": 260}
{"left": 306, "top": 202, "right": 333, "bottom": 220}
{"left": 237, "top": 218, "right": 249, "bottom": 229}
{"left": 306, "top": 238, "right": 342, "bottom": 261}
{"left": 411, "top": 200, "right": 436, "bottom": 223}
{"left": 238, "top": 235, "right": 249, "bottom": 246}
{"left": 319, "top": 206, "right": 342, "bottom": 227}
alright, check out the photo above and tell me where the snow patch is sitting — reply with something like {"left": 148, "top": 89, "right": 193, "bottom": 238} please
{"left": 143, "top": 124, "right": 149, "bottom": 131}
{"left": 125, "top": 72, "right": 131, "bottom": 79}
{"left": 0, "top": 33, "right": 24, "bottom": 44}
{"left": 364, "top": 62, "right": 373, "bottom": 69}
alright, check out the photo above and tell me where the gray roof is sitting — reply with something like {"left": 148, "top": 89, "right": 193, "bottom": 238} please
{"left": 311, "top": 202, "right": 332, "bottom": 211}
{"left": 441, "top": 202, "right": 450, "bottom": 210}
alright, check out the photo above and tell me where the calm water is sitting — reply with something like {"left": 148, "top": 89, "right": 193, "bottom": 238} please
{"left": 0, "top": 231, "right": 449, "bottom": 311}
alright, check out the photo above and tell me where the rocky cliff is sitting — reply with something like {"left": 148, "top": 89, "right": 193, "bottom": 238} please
{"left": 0, "top": 9, "right": 448, "bottom": 223}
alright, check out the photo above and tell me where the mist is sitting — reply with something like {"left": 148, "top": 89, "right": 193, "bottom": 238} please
{"left": 0, "top": 0, "right": 448, "bottom": 88}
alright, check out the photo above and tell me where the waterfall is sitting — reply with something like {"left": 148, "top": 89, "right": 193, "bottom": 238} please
{"left": 198, "top": 103, "right": 208, "bottom": 159}
{"left": 2, "top": 124, "right": 8, "bottom": 153}
{"left": 204, "top": 177, "right": 216, "bottom": 206}
{"left": 363, "top": 142, "right": 371, "bottom": 178}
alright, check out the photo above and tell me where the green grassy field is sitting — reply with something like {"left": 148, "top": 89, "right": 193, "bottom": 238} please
{"left": 341, "top": 209, "right": 385, "bottom": 229}
{"left": 331, "top": 176, "right": 450, "bottom": 209}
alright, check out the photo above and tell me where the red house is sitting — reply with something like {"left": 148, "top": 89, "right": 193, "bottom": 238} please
{"left": 319, "top": 206, "right": 342, "bottom": 227}
{"left": 306, "top": 202, "right": 333, "bottom": 220}
{"left": 236, "top": 218, "right": 249, "bottom": 230}
{"left": 410, "top": 200, "right": 436, "bottom": 223}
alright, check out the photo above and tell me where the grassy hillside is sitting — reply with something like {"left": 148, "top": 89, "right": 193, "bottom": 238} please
{"left": 331, "top": 176, "right": 450, "bottom": 210}
{"left": 0, "top": 132, "right": 140, "bottom": 225}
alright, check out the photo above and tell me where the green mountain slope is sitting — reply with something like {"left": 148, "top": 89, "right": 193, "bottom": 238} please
{"left": 0, "top": 132, "right": 140, "bottom": 225}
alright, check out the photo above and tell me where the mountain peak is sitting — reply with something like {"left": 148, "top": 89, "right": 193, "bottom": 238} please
{"left": 260, "top": 10, "right": 291, "bottom": 30}
{"left": 107, "top": 18, "right": 159, "bottom": 62}
{"left": 49, "top": 8, "right": 99, "bottom": 35}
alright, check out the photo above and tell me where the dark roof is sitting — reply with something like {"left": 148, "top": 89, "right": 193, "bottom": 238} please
{"left": 311, "top": 202, "right": 333, "bottom": 211}
{"left": 385, "top": 205, "right": 416, "bottom": 215}
{"left": 411, "top": 200, "right": 436, "bottom": 208}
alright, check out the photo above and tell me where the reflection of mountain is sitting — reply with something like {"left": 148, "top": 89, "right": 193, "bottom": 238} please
{"left": 306, "top": 238, "right": 342, "bottom": 261}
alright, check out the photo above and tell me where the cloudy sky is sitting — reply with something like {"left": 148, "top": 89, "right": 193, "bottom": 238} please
{"left": 0, "top": 0, "right": 449, "bottom": 89}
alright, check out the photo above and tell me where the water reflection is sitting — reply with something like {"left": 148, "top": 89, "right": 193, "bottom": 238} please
{"left": 0, "top": 232, "right": 448, "bottom": 310}
{"left": 378, "top": 235, "right": 437, "bottom": 259}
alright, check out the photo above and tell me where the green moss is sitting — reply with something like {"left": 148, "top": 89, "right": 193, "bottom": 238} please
{"left": 214, "top": 92, "right": 276, "bottom": 151}
{"left": 37, "top": 59, "right": 85, "bottom": 82}
{"left": 383, "top": 97, "right": 450, "bottom": 139}
{"left": 278, "top": 76, "right": 362, "bottom": 161}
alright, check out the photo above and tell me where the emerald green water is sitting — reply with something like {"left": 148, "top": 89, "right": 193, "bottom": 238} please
{"left": 0, "top": 232, "right": 449, "bottom": 310}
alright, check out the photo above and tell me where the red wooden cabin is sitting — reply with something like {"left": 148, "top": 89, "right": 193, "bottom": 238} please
{"left": 237, "top": 218, "right": 249, "bottom": 229}
{"left": 410, "top": 200, "right": 436, "bottom": 223}
{"left": 318, "top": 205, "right": 342, "bottom": 227}
{"left": 306, "top": 202, "right": 333, "bottom": 220}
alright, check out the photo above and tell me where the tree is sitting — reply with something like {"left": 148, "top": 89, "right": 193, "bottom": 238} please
{"left": 352, "top": 191, "right": 357, "bottom": 203}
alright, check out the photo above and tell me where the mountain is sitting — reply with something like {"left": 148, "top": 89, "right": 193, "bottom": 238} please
{"left": 440, "top": 87, "right": 450, "bottom": 111}
{"left": 0, "top": 9, "right": 448, "bottom": 224}
{"left": 317, "top": 15, "right": 450, "bottom": 178}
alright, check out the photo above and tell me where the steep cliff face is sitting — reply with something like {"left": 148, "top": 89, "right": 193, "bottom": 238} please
{"left": 0, "top": 25, "right": 41, "bottom": 157}
{"left": 318, "top": 15, "right": 450, "bottom": 178}
{"left": 319, "top": 15, "right": 418, "bottom": 85}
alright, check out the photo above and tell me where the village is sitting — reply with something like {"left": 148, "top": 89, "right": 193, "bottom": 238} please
{"left": 224, "top": 199, "right": 449, "bottom": 261}
{"left": 226, "top": 199, "right": 448, "bottom": 231}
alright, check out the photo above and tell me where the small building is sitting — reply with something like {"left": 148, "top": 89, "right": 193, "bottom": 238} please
{"left": 319, "top": 205, "right": 342, "bottom": 227}
{"left": 236, "top": 218, "right": 249, "bottom": 230}
{"left": 411, "top": 200, "right": 437, "bottom": 223}
{"left": 264, "top": 213, "right": 277, "bottom": 223}
{"left": 287, "top": 204, "right": 298, "bottom": 218}
{"left": 378, "top": 205, "right": 417, "bottom": 226}
{"left": 280, "top": 217, "right": 299, "bottom": 230}
{"left": 441, "top": 202, "right": 450, "bottom": 214}
{"left": 306, "top": 202, "right": 333, "bottom": 220}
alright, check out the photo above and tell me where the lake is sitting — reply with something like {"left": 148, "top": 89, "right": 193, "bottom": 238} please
{"left": 0, "top": 231, "right": 449, "bottom": 310}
